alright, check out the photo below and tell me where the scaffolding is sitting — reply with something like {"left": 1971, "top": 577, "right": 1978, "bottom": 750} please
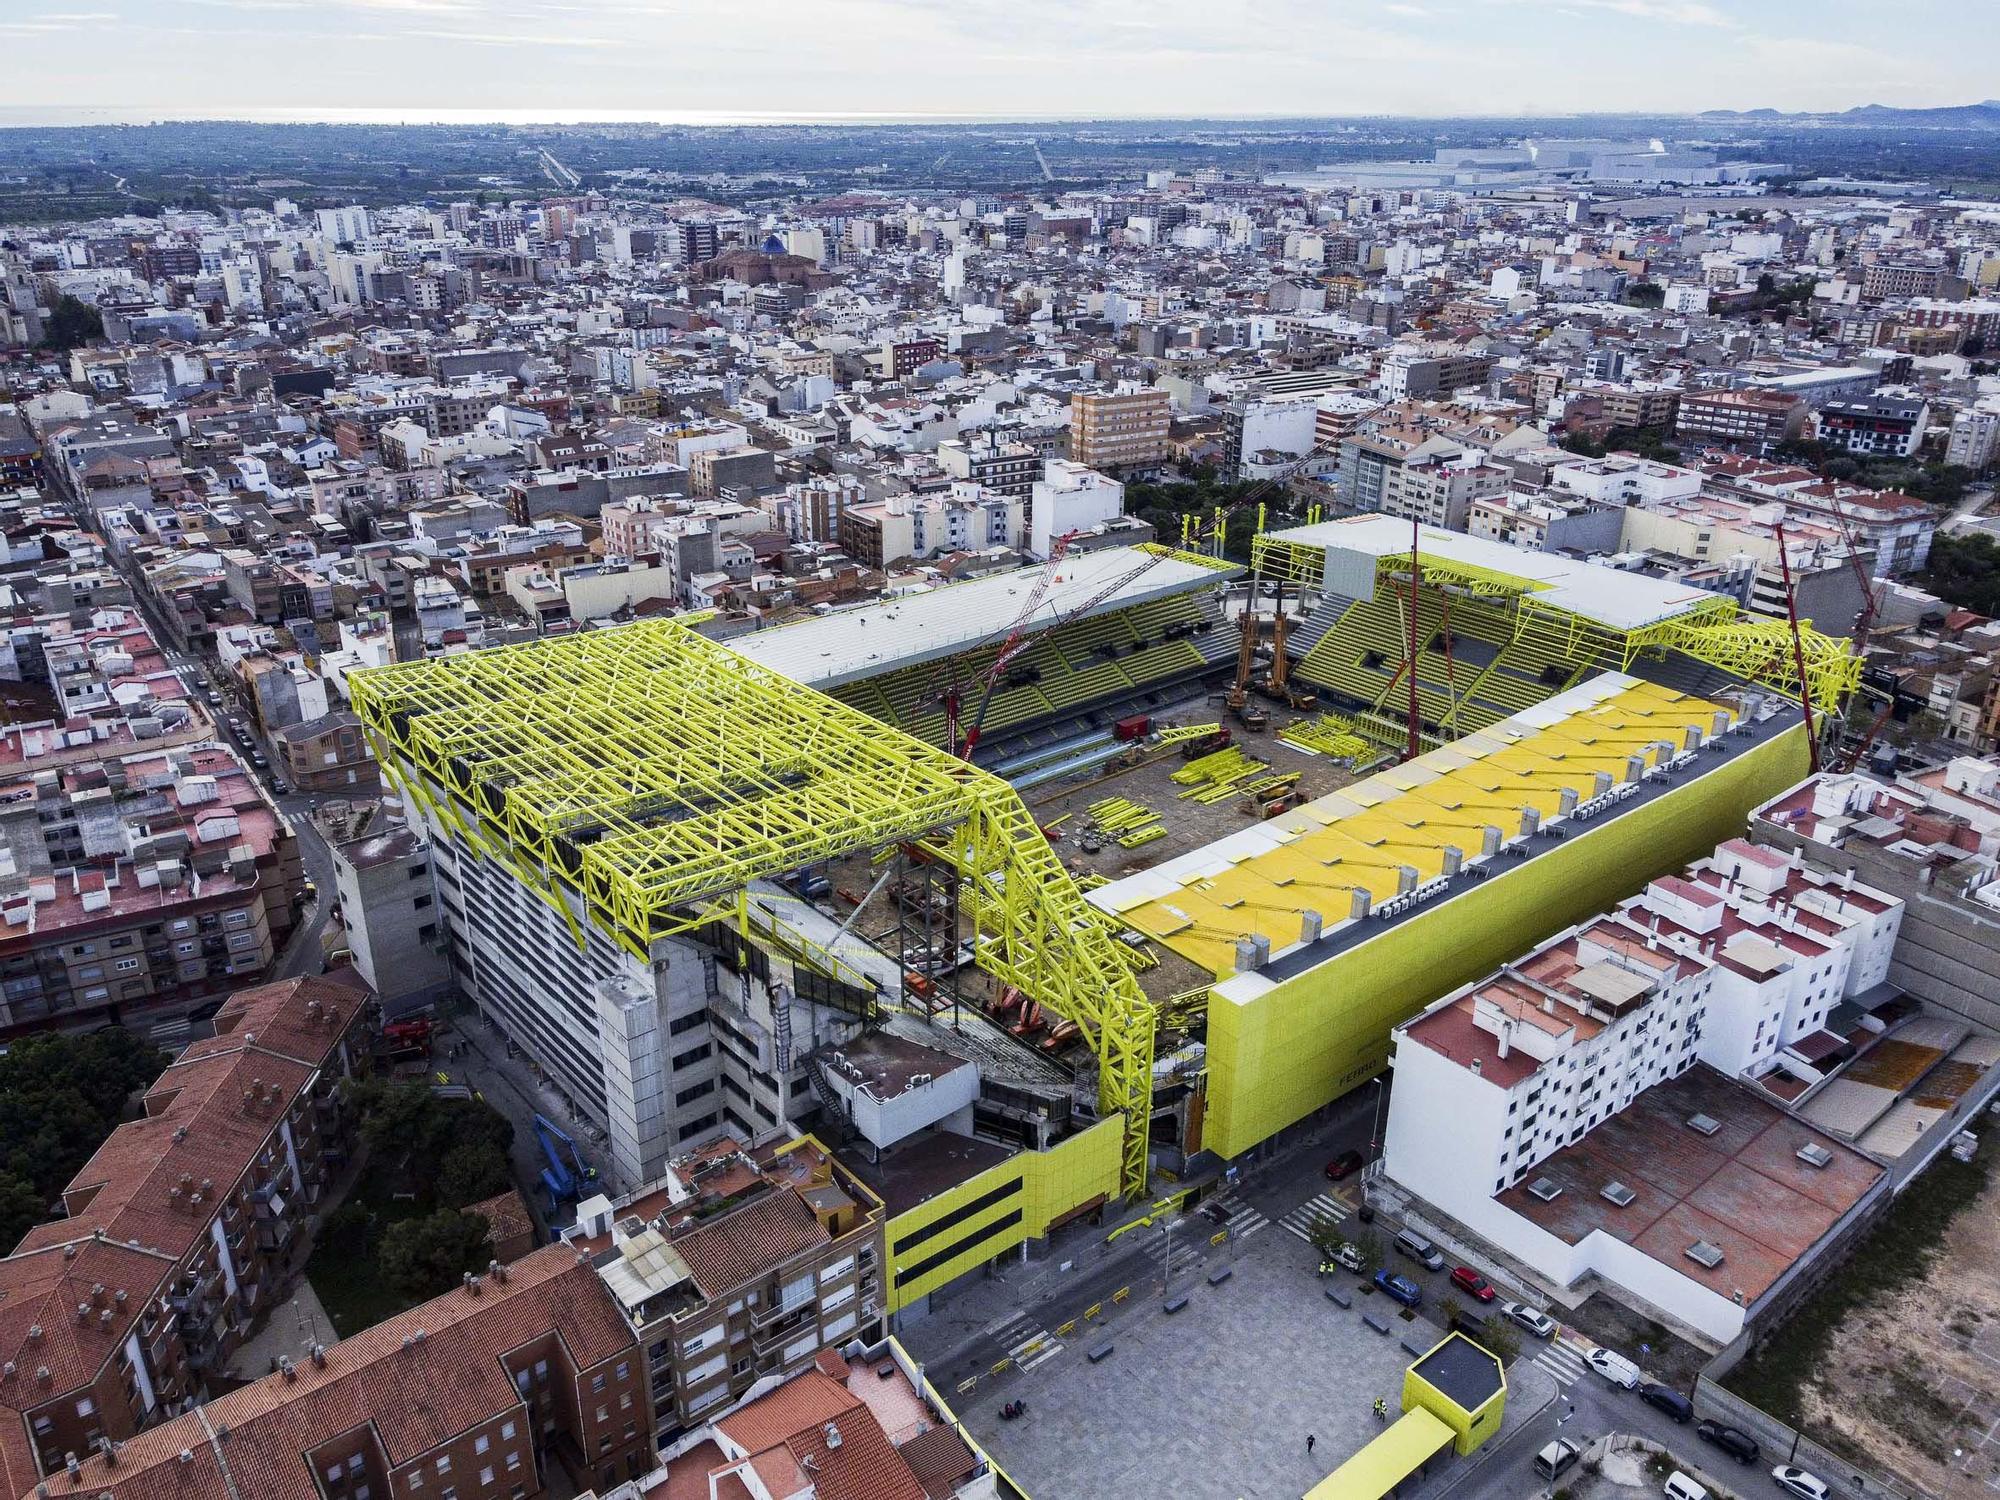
{"left": 1252, "top": 531, "right": 1861, "bottom": 714}
{"left": 348, "top": 618, "right": 1158, "bottom": 1197}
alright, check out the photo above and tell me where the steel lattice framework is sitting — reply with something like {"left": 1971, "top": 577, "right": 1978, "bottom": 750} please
{"left": 347, "top": 619, "right": 1158, "bottom": 1197}
{"left": 1251, "top": 532, "right": 1861, "bottom": 712}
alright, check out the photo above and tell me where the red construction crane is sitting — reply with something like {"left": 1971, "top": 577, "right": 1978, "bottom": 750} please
{"left": 1772, "top": 521, "right": 1822, "bottom": 773}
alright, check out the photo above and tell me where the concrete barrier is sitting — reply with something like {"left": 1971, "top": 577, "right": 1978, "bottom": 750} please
{"left": 1163, "top": 1295, "right": 1190, "bottom": 1315}
{"left": 1325, "top": 1287, "right": 1352, "bottom": 1309}
{"left": 1088, "top": 1342, "right": 1114, "bottom": 1363}
{"left": 1363, "top": 1312, "right": 1392, "bottom": 1335}
{"left": 1207, "top": 1266, "right": 1233, "bottom": 1286}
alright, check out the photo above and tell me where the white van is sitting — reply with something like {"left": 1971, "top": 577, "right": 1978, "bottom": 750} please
{"left": 1664, "top": 1472, "right": 1709, "bottom": 1500}
{"left": 1394, "top": 1228, "right": 1445, "bottom": 1272}
{"left": 1586, "top": 1346, "right": 1642, "bottom": 1389}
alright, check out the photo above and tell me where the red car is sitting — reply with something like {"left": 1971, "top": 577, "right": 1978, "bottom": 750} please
{"left": 1449, "top": 1266, "right": 1497, "bottom": 1302}
{"left": 1323, "top": 1150, "right": 1364, "bottom": 1182}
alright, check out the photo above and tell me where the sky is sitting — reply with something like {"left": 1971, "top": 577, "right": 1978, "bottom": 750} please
{"left": 0, "top": 0, "right": 1996, "bottom": 123}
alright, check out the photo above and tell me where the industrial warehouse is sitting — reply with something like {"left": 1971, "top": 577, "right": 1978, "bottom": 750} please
{"left": 344, "top": 520, "right": 1855, "bottom": 1329}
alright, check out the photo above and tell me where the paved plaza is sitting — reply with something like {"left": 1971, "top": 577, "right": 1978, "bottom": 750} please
{"left": 912, "top": 1180, "right": 1560, "bottom": 1500}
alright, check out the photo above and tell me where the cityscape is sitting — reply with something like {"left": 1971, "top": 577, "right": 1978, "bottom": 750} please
{"left": 3, "top": 8, "right": 2000, "bottom": 1499}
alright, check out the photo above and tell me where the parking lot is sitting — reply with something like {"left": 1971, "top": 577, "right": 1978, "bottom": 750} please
{"left": 918, "top": 1154, "right": 1567, "bottom": 1500}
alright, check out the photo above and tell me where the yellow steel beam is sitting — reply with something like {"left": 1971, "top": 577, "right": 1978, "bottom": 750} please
{"left": 349, "top": 618, "right": 1158, "bottom": 1197}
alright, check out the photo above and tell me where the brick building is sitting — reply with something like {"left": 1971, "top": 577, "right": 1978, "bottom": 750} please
{"left": 0, "top": 974, "right": 369, "bottom": 1491}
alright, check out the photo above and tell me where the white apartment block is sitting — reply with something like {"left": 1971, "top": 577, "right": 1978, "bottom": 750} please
{"left": 1384, "top": 834, "right": 1899, "bottom": 1341}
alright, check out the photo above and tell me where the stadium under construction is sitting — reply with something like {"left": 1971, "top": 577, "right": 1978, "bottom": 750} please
{"left": 350, "top": 525, "right": 1856, "bottom": 1316}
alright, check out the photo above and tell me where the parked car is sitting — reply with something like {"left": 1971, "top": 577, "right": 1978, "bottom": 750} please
{"left": 270, "top": 778, "right": 290, "bottom": 795}
{"left": 1448, "top": 1266, "right": 1496, "bottom": 1302}
{"left": 1323, "top": 1150, "right": 1364, "bottom": 1182}
{"left": 1373, "top": 1269, "right": 1422, "bottom": 1308}
{"left": 1393, "top": 1229, "right": 1446, "bottom": 1272}
{"left": 1585, "top": 1346, "right": 1642, "bottom": 1389}
{"left": 1770, "top": 1466, "right": 1829, "bottom": 1500}
{"left": 1695, "top": 1420, "right": 1760, "bottom": 1464}
{"left": 1533, "top": 1438, "right": 1580, "bottom": 1481}
{"left": 1663, "top": 1473, "right": 1709, "bottom": 1500}
{"left": 1500, "top": 1300, "right": 1557, "bottom": 1339}
{"left": 1333, "top": 1242, "right": 1366, "bottom": 1274}
{"left": 1638, "top": 1383, "right": 1693, "bottom": 1422}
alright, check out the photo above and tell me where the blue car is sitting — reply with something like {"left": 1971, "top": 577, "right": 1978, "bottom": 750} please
{"left": 1374, "top": 1269, "right": 1423, "bottom": 1308}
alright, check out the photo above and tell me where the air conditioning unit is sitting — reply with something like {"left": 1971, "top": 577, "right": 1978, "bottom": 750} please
{"left": 1600, "top": 1181, "right": 1636, "bottom": 1207}
{"left": 1795, "top": 1142, "right": 1833, "bottom": 1169}
{"left": 1527, "top": 1177, "right": 1563, "bottom": 1203}
{"left": 1686, "top": 1240, "right": 1725, "bottom": 1269}
{"left": 1686, "top": 1112, "right": 1721, "bottom": 1137}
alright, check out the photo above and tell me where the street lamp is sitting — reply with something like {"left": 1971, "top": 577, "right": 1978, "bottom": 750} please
{"left": 1159, "top": 1217, "right": 1176, "bottom": 1295}
{"left": 1369, "top": 1075, "right": 1387, "bottom": 1156}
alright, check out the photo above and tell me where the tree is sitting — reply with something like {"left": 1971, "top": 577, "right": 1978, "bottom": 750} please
{"left": 1622, "top": 281, "right": 1665, "bottom": 309}
{"left": 39, "top": 295, "right": 103, "bottom": 353}
{"left": 0, "top": 1173, "right": 47, "bottom": 1252}
{"left": 436, "top": 1140, "right": 512, "bottom": 1210}
{"left": 1439, "top": 1292, "right": 1465, "bottom": 1332}
{"left": 1306, "top": 1214, "right": 1347, "bottom": 1260}
{"left": 379, "top": 1209, "right": 493, "bottom": 1298}
{"left": 1918, "top": 531, "right": 2000, "bottom": 617}
{"left": 1477, "top": 1319, "right": 1521, "bottom": 1368}
{"left": 1350, "top": 1228, "right": 1383, "bottom": 1275}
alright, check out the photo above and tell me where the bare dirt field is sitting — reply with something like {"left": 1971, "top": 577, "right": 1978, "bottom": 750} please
{"left": 1728, "top": 1140, "right": 2000, "bottom": 1496}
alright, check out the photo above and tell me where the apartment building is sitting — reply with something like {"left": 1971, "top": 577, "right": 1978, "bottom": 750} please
{"left": 1809, "top": 395, "right": 1930, "bottom": 459}
{"left": 1892, "top": 297, "right": 2000, "bottom": 351}
{"left": 1383, "top": 838, "right": 1894, "bottom": 1342}
{"left": 663, "top": 1341, "right": 998, "bottom": 1500}
{"left": 838, "top": 484, "right": 1023, "bottom": 568}
{"left": 53, "top": 1244, "right": 653, "bottom": 1500}
{"left": 272, "top": 709, "right": 379, "bottom": 794}
{"left": 1375, "top": 349, "right": 1495, "bottom": 401}
{"left": 1378, "top": 449, "right": 1509, "bottom": 530}
{"left": 937, "top": 433, "right": 1040, "bottom": 499}
{"left": 0, "top": 742, "right": 302, "bottom": 1034}
{"left": 0, "top": 974, "right": 368, "bottom": 1489}
{"left": 1069, "top": 385, "right": 1170, "bottom": 470}
{"left": 1753, "top": 757, "right": 2000, "bottom": 1032}
{"left": 331, "top": 826, "right": 450, "bottom": 1012}
{"left": 562, "top": 1135, "right": 885, "bottom": 1442}
{"left": 1673, "top": 388, "right": 1806, "bottom": 453}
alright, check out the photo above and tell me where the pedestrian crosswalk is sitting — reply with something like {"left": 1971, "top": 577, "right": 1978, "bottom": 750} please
{"left": 1532, "top": 1337, "right": 1590, "bottom": 1388}
{"left": 989, "top": 1312, "right": 1063, "bottom": 1372}
{"left": 1279, "top": 1192, "right": 1352, "bottom": 1244}
{"left": 1217, "top": 1197, "right": 1269, "bottom": 1242}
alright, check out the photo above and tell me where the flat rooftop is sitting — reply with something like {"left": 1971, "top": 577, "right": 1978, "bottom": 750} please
{"left": 1411, "top": 1333, "right": 1506, "bottom": 1413}
{"left": 727, "top": 544, "right": 1238, "bottom": 689}
{"left": 1264, "top": 515, "right": 1726, "bottom": 631}
{"left": 1496, "top": 1064, "right": 1882, "bottom": 1309}
{"left": 1091, "top": 675, "right": 1767, "bottom": 981}
{"left": 840, "top": 1128, "right": 1017, "bottom": 1219}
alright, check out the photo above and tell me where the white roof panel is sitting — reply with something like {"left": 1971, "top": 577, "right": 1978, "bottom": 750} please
{"left": 1268, "top": 515, "right": 1721, "bottom": 632}
{"left": 727, "top": 546, "right": 1237, "bottom": 688}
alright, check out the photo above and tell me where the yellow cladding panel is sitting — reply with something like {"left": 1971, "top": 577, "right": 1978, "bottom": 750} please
{"left": 1401, "top": 1335, "right": 1508, "bottom": 1457}
{"left": 1122, "top": 681, "right": 1729, "bottom": 977}
{"left": 1200, "top": 723, "right": 1809, "bottom": 1160}
{"left": 1304, "top": 1408, "right": 1455, "bottom": 1500}
{"left": 884, "top": 1118, "right": 1122, "bottom": 1312}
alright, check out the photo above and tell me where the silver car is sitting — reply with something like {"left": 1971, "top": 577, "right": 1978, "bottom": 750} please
{"left": 1500, "top": 1299, "right": 1558, "bottom": 1339}
{"left": 1771, "top": 1467, "right": 1829, "bottom": 1500}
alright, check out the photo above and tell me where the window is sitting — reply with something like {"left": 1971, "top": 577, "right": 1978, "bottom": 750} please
{"left": 436, "top": 1455, "right": 452, "bottom": 1474}
{"left": 479, "top": 1468, "right": 494, "bottom": 1487}
{"left": 675, "top": 1079, "right": 715, "bottom": 1107}
{"left": 75, "top": 1397, "right": 94, "bottom": 1418}
{"left": 500, "top": 1421, "right": 516, "bottom": 1442}
{"left": 591, "top": 1373, "right": 606, "bottom": 1393}
{"left": 474, "top": 1435, "right": 489, "bottom": 1455}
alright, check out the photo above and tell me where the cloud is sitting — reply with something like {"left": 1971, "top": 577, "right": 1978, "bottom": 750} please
{"left": 1560, "top": 0, "right": 1739, "bottom": 26}
{"left": 398, "top": 25, "right": 623, "bottom": 46}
